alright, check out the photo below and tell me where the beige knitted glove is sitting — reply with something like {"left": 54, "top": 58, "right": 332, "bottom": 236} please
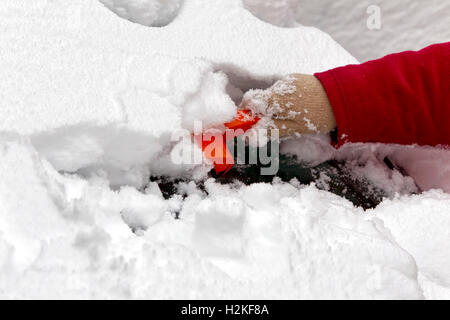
{"left": 242, "top": 74, "right": 337, "bottom": 137}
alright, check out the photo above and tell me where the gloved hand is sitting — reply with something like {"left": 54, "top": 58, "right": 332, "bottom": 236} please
{"left": 242, "top": 74, "right": 337, "bottom": 137}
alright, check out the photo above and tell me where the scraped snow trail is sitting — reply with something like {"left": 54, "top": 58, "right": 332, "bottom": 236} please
{"left": 0, "top": 0, "right": 449, "bottom": 299}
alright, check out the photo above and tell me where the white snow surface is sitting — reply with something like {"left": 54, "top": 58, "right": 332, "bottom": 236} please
{"left": 0, "top": 0, "right": 449, "bottom": 299}
{"left": 99, "top": 0, "right": 183, "bottom": 27}
{"left": 244, "top": 0, "right": 450, "bottom": 62}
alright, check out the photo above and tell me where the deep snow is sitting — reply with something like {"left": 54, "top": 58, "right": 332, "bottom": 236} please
{"left": 245, "top": 0, "right": 450, "bottom": 62}
{"left": 101, "top": 0, "right": 450, "bottom": 61}
{"left": 0, "top": 0, "right": 449, "bottom": 299}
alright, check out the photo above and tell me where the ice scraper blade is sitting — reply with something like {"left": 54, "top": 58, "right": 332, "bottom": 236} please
{"left": 195, "top": 110, "right": 260, "bottom": 175}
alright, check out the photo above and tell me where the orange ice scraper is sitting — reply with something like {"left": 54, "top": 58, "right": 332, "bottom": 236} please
{"left": 195, "top": 110, "right": 260, "bottom": 175}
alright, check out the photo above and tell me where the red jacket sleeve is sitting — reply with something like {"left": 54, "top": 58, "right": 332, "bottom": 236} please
{"left": 314, "top": 42, "right": 450, "bottom": 147}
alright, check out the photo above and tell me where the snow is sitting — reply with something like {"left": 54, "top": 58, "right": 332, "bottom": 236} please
{"left": 0, "top": 0, "right": 449, "bottom": 299}
{"left": 242, "top": 0, "right": 450, "bottom": 62}
{"left": 291, "top": 0, "right": 450, "bottom": 62}
{"left": 1, "top": 0, "right": 355, "bottom": 183}
{"left": 99, "top": 0, "right": 183, "bottom": 27}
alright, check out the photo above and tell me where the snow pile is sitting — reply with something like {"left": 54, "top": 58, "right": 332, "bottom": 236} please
{"left": 241, "top": 0, "right": 450, "bottom": 61}
{"left": 99, "top": 0, "right": 183, "bottom": 27}
{"left": 0, "top": 140, "right": 424, "bottom": 299}
{"left": 242, "top": 0, "right": 300, "bottom": 27}
{"left": 0, "top": 0, "right": 449, "bottom": 299}
{"left": 292, "top": 0, "right": 450, "bottom": 61}
{"left": 1, "top": 0, "right": 356, "bottom": 185}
